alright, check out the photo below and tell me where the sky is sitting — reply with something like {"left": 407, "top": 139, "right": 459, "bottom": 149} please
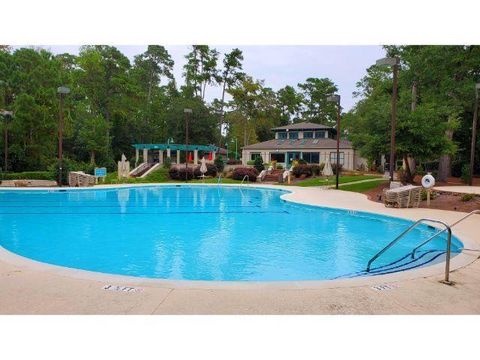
{"left": 23, "top": 45, "right": 385, "bottom": 111}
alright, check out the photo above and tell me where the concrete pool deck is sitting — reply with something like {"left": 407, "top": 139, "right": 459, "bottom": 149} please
{"left": 0, "top": 183, "right": 479, "bottom": 314}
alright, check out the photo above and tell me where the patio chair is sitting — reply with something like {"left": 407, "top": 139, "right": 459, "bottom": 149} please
{"left": 383, "top": 185, "right": 422, "bottom": 208}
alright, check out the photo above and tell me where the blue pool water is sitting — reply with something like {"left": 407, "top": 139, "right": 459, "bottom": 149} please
{"left": 0, "top": 186, "right": 463, "bottom": 281}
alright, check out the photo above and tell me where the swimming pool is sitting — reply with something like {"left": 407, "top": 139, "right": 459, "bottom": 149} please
{"left": 0, "top": 186, "right": 463, "bottom": 281}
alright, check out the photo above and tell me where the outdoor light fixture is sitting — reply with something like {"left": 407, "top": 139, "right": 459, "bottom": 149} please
{"left": 468, "top": 83, "right": 480, "bottom": 185}
{"left": 57, "top": 86, "right": 70, "bottom": 186}
{"left": 376, "top": 56, "right": 400, "bottom": 182}
{"left": 184, "top": 108, "right": 193, "bottom": 181}
{"left": 327, "top": 94, "right": 341, "bottom": 189}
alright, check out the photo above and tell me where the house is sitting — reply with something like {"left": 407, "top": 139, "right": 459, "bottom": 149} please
{"left": 241, "top": 122, "right": 367, "bottom": 170}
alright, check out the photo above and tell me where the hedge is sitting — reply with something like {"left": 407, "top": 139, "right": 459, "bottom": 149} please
{"left": 2, "top": 171, "right": 54, "bottom": 180}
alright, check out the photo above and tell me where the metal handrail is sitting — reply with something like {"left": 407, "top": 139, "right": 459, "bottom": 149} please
{"left": 241, "top": 175, "right": 249, "bottom": 184}
{"left": 217, "top": 174, "right": 222, "bottom": 184}
{"left": 411, "top": 210, "right": 480, "bottom": 259}
{"left": 366, "top": 218, "right": 452, "bottom": 282}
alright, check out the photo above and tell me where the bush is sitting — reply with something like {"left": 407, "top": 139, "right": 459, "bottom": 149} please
{"left": 292, "top": 164, "right": 313, "bottom": 178}
{"left": 461, "top": 193, "right": 475, "bottom": 202}
{"left": 461, "top": 164, "right": 471, "bottom": 184}
{"left": 253, "top": 157, "right": 264, "bottom": 172}
{"left": 297, "top": 159, "right": 307, "bottom": 165}
{"left": 226, "top": 159, "right": 242, "bottom": 165}
{"left": 421, "top": 190, "right": 437, "bottom": 201}
{"left": 168, "top": 167, "right": 194, "bottom": 181}
{"left": 163, "top": 157, "right": 172, "bottom": 169}
{"left": 232, "top": 167, "right": 258, "bottom": 182}
{"left": 2, "top": 171, "right": 54, "bottom": 180}
{"left": 47, "top": 158, "right": 95, "bottom": 185}
{"left": 276, "top": 164, "right": 284, "bottom": 170}
{"left": 214, "top": 157, "right": 225, "bottom": 172}
{"left": 194, "top": 163, "right": 218, "bottom": 178}
{"left": 246, "top": 160, "right": 255, "bottom": 165}
{"left": 310, "top": 164, "right": 321, "bottom": 176}
{"left": 376, "top": 164, "right": 384, "bottom": 174}
{"left": 332, "top": 163, "right": 343, "bottom": 175}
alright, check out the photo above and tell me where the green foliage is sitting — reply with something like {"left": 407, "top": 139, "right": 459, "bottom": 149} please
{"left": 246, "top": 160, "right": 255, "bottom": 165}
{"left": 461, "top": 193, "right": 475, "bottom": 202}
{"left": 2, "top": 171, "right": 54, "bottom": 180}
{"left": 214, "top": 157, "right": 225, "bottom": 172}
{"left": 163, "top": 156, "right": 172, "bottom": 169}
{"left": 253, "top": 156, "right": 264, "bottom": 172}
{"left": 461, "top": 164, "right": 471, "bottom": 184}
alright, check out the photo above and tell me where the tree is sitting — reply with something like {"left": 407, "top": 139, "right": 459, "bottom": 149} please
{"left": 298, "top": 77, "right": 338, "bottom": 125}
{"left": 277, "top": 85, "right": 303, "bottom": 125}
{"left": 183, "top": 45, "right": 220, "bottom": 99}
{"left": 78, "top": 114, "right": 111, "bottom": 165}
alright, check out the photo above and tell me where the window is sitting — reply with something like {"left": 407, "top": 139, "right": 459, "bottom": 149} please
{"left": 288, "top": 131, "right": 299, "bottom": 139}
{"left": 270, "top": 153, "right": 285, "bottom": 163}
{"left": 303, "top": 131, "right": 313, "bottom": 139}
{"left": 330, "top": 152, "right": 345, "bottom": 165}
{"left": 277, "top": 132, "right": 287, "bottom": 139}
{"left": 302, "top": 152, "right": 320, "bottom": 164}
{"left": 250, "top": 153, "right": 261, "bottom": 161}
{"left": 314, "top": 130, "right": 326, "bottom": 138}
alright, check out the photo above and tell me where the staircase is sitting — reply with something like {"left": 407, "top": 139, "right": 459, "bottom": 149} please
{"left": 130, "top": 162, "right": 156, "bottom": 178}
{"left": 262, "top": 169, "right": 284, "bottom": 182}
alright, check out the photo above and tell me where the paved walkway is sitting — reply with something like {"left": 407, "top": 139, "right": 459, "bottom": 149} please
{"left": 435, "top": 186, "right": 480, "bottom": 195}
{"left": 0, "top": 184, "right": 479, "bottom": 314}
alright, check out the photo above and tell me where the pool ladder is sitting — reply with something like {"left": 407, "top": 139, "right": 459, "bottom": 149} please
{"left": 366, "top": 210, "right": 480, "bottom": 284}
{"left": 241, "top": 175, "right": 250, "bottom": 185}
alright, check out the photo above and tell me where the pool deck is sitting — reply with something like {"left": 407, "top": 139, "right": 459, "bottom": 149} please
{"left": 1, "top": 183, "right": 479, "bottom": 314}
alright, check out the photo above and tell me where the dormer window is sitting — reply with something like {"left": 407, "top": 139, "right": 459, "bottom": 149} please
{"left": 303, "top": 131, "right": 313, "bottom": 139}
{"left": 289, "top": 131, "right": 299, "bottom": 139}
{"left": 314, "top": 130, "right": 327, "bottom": 138}
{"left": 277, "top": 132, "right": 287, "bottom": 139}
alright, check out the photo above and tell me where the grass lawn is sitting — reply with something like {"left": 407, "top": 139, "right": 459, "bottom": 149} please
{"left": 295, "top": 175, "right": 382, "bottom": 187}
{"left": 339, "top": 179, "right": 388, "bottom": 193}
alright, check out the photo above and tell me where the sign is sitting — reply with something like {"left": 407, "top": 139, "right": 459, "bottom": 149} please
{"left": 94, "top": 167, "right": 107, "bottom": 177}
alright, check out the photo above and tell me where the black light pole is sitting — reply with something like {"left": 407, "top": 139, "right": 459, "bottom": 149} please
{"left": 57, "top": 86, "right": 70, "bottom": 186}
{"left": 327, "top": 94, "right": 341, "bottom": 189}
{"left": 469, "top": 83, "right": 480, "bottom": 186}
{"left": 376, "top": 57, "right": 400, "bottom": 182}
{"left": 184, "top": 108, "right": 192, "bottom": 182}
{"left": 1, "top": 110, "right": 13, "bottom": 172}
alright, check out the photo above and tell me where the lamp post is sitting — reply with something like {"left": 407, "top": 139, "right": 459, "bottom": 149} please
{"left": 1, "top": 110, "right": 13, "bottom": 172}
{"left": 232, "top": 137, "right": 238, "bottom": 160}
{"left": 57, "top": 86, "right": 70, "bottom": 186}
{"left": 327, "top": 94, "right": 341, "bottom": 189}
{"left": 184, "top": 108, "right": 192, "bottom": 182}
{"left": 469, "top": 83, "right": 480, "bottom": 186}
{"left": 376, "top": 56, "right": 400, "bottom": 182}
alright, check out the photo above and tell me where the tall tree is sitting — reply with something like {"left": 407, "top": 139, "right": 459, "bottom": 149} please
{"left": 276, "top": 85, "right": 303, "bottom": 125}
{"left": 298, "top": 77, "right": 338, "bottom": 125}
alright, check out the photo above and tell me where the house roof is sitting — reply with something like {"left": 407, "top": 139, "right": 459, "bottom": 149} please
{"left": 271, "top": 122, "right": 332, "bottom": 131}
{"left": 243, "top": 138, "right": 353, "bottom": 150}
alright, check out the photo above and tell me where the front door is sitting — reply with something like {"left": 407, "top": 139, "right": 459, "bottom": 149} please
{"left": 286, "top": 152, "right": 301, "bottom": 167}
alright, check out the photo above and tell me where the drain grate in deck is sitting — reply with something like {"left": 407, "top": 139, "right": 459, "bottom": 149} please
{"left": 370, "top": 284, "right": 399, "bottom": 292}
{"left": 103, "top": 285, "right": 143, "bottom": 293}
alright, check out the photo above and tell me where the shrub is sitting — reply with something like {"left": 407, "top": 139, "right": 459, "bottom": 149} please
{"left": 276, "top": 164, "right": 284, "bottom": 170}
{"left": 194, "top": 163, "right": 218, "bottom": 178}
{"left": 376, "top": 164, "right": 384, "bottom": 174}
{"left": 47, "top": 158, "right": 95, "bottom": 185}
{"left": 163, "top": 157, "right": 172, "bottom": 169}
{"left": 310, "top": 164, "right": 321, "bottom": 176}
{"left": 232, "top": 167, "right": 258, "bottom": 182}
{"left": 421, "top": 190, "right": 437, "bottom": 201}
{"left": 246, "top": 160, "right": 255, "bottom": 165}
{"left": 297, "top": 159, "right": 307, "bottom": 165}
{"left": 332, "top": 163, "right": 343, "bottom": 175}
{"left": 461, "top": 164, "right": 471, "bottom": 184}
{"left": 253, "top": 157, "right": 264, "bottom": 172}
{"left": 2, "top": 171, "right": 54, "bottom": 180}
{"left": 292, "top": 164, "right": 313, "bottom": 178}
{"left": 319, "top": 163, "right": 325, "bottom": 171}
{"left": 214, "top": 157, "right": 225, "bottom": 172}
{"left": 461, "top": 193, "right": 475, "bottom": 202}
{"left": 226, "top": 159, "right": 242, "bottom": 165}
{"left": 168, "top": 167, "right": 194, "bottom": 180}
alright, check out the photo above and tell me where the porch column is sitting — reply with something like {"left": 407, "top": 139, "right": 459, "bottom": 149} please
{"left": 194, "top": 150, "right": 198, "bottom": 165}
{"left": 212, "top": 151, "right": 216, "bottom": 161}
{"left": 158, "top": 150, "right": 163, "bottom": 164}
{"left": 135, "top": 148, "right": 139, "bottom": 166}
{"left": 177, "top": 150, "right": 181, "bottom": 164}
{"left": 167, "top": 148, "right": 171, "bottom": 159}
{"left": 143, "top": 149, "right": 149, "bottom": 163}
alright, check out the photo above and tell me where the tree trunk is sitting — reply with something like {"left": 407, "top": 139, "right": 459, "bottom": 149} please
{"left": 403, "top": 154, "right": 413, "bottom": 183}
{"left": 438, "top": 128, "right": 453, "bottom": 182}
{"left": 90, "top": 151, "right": 95, "bottom": 165}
